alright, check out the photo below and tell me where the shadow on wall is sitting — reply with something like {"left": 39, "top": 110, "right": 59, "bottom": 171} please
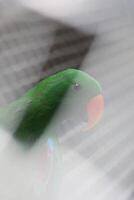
{"left": 41, "top": 24, "right": 95, "bottom": 79}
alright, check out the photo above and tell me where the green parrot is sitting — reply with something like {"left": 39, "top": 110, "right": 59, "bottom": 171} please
{"left": 0, "top": 68, "right": 104, "bottom": 146}
{"left": 0, "top": 68, "right": 104, "bottom": 199}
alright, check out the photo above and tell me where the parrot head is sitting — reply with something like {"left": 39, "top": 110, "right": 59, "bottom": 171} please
{"left": 57, "top": 69, "right": 104, "bottom": 130}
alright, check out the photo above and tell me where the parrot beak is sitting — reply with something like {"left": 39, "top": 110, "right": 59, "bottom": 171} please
{"left": 86, "top": 94, "right": 104, "bottom": 130}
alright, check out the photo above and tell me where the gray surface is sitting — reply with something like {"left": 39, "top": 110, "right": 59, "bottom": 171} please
{"left": 0, "top": 0, "right": 134, "bottom": 199}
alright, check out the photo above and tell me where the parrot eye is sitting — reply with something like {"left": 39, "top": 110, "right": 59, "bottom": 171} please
{"left": 73, "top": 82, "right": 81, "bottom": 91}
